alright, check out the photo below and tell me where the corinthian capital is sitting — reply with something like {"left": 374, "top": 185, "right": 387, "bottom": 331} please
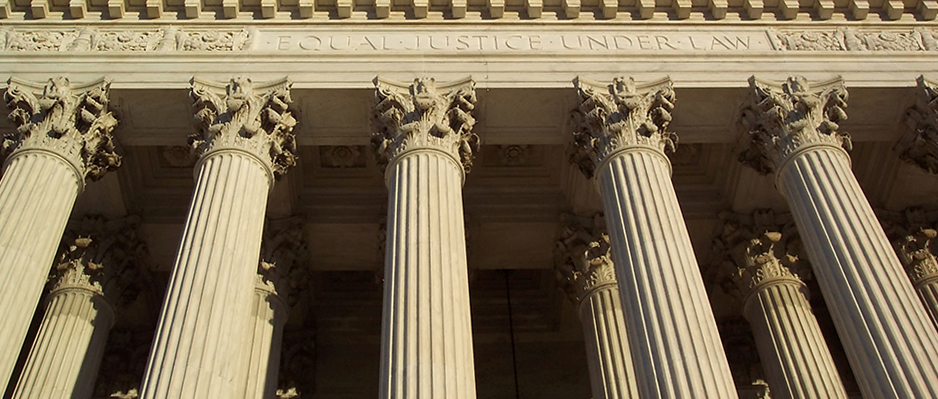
{"left": 880, "top": 208, "right": 938, "bottom": 287}
{"left": 553, "top": 212, "right": 618, "bottom": 302}
{"left": 189, "top": 77, "right": 297, "bottom": 179}
{"left": 370, "top": 76, "right": 479, "bottom": 174}
{"left": 711, "top": 210, "right": 809, "bottom": 302}
{"left": 3, "top": 76, "right": 121, "bottom": 182}
{"left": 895, "top": 76, "right": 938, "bottom": 174}
{"left": 569, "top": 76, "right": 677, "bottom": 179}
{"left": 258, "top": 216, "right": 309, "bottom": 302}
{"left": 738, "top": 76, "right": 851, "bottom": 175}
{"left": 51, "top": 215, "right": 148, "bottom": 305}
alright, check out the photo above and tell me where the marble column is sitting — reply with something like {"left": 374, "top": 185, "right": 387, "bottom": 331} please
{"left": 237, "top": 217, "right": 307, "bottom": 399}
{"left": 12, "top": 216, "right": 145, "bottom": 399}
{"left": 569, "top": 76, "right": 738, "bottom": 398}
{"left": 880, "top": 208, "right": 938, "bottom": 330}
{"left": 716, "top": 211, "right": 848, "bottom": 399}
{"left": 555, "top": 213, "right": 639, "bottom": 399}
{"left": 738, "top": 76, "right": 938, "bottom": 398}
{"left": 139, "top": 77, "right": 298, "bottom": 398}
{"left": 0, "top": 77, "right": 121, "bottom": 392}
{"left": 371, "top": 76, "right": 479, "bottom": 399}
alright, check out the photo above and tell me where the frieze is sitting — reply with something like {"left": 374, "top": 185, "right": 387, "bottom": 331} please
{"left": 1, "top": 26, "right": 938, "bottom": 53}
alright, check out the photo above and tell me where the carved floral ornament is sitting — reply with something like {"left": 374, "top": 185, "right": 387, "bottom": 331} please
{"left": 258, "top": 216, "right": 310, "bottom": 302}
{"left": 880, "top": 207, "right": 938, "bottom": 286}
{"left": 710, "top": 210, "right": 810, "bottom": 303}
{"left": 737, "top": 76, "right": 851, "bottom": 175}
{"left": 569, "top": 76, "right": 677, "bottom": 179}
{"left": 553, "top": 212, "right": 618, "bottom": 302}
{"left": 0, "top": 26, "right": 255, "bottom": 52}
{"left": 189, "top": 76, "right": 298, "bottom": 179}
{"left": 896, "top": 76, "right": 938, "bottom": 174}
{"left": 370, "top": 76, "right": 479, "bottom": 174}
{"left": 3, "top": 76, "right": 121, "bottom": 183}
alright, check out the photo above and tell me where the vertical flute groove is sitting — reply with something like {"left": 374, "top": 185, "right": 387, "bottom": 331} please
{"left": 578, "top": 285, "right": 640, "bottom": 399}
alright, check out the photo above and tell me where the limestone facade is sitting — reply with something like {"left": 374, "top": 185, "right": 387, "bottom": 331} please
{"left": 2, "top": 4, "right": 938, "bottom": 398}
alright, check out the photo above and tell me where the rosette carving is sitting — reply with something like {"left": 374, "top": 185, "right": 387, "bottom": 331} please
{"left": 711, "top": 210, "right": 810, "bottom": 303}
{"left": 738, "top": 76, "right": 851, "bottom": 175}
{"left": 3, "top": 76, "right": 121, "bottom": 182}
{"left": 880, "top": 207, "right": 938, "bottom": 287}
{"left": 896, "top": 76, "right": 938, "bottom": 174}
{"left": 554, "top": 212, "right": 618, "bottom": 302}
{"left": 189, "top": 76, "right": 297, "bottom": 179}
{"left": 257, "top": 216, "right": 309, "bottom": 304}
{"left": 50, "top": 215, "right": 149, "bottom": 306}
{"left": 370, "top": 76, "right": 479, "bottom": 174}
{"left": 569, "top": 76, "right": 677, "bottom": 179}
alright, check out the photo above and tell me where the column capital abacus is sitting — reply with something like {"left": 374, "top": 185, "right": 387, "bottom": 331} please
{"left": 370, "top": 76, "right": 479, "bottom": 178}
{"left": 257, "top": 216, "right": 308, "bottom": 304}
{"left": 569, "top": 76, "right": 677, "bottom": 179}
{"left": 189, "top": 76, "right": 298, "bottom": 181}
{"left": 3, "top": 76, "right": 121, "bottom": 186}
{"left": 895, "top": 75, "right": 938, "bottom": 173}
{"left": 880, "top": 207, "right": 938, "bottom": 287}
{"left": 738, "top": 76, "right": 852, "bottom": 175}
{"left": 554, "top": 212, "right": 617, "bottom": 302}
{"left": 50, "top": 215, "right": 148, "bottom": 306}
{"left": 713, "top": 210, "right": 810, "bottom": 304}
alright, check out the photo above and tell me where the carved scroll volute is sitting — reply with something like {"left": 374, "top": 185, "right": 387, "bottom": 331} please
{"left": 737, "top": 76, "right": 851, "bottom": 175}
{"left": 51, "top": 215, "right": 148, "bottom": 307}
{"left": 257, "top": 216, "right": 309, "bottom": 303}
{"left": 3, "top": 76, "right": 121, "bottom": 183}
{"left": 895, "top": 76, "right": 938, "bottom": 174}
{"left": 554, "top": 212, "right": 618, "bottom": 302}
{"left": 370, "top": 76, "right": 479, "bottom": 176}
{"left": 712, "top": 210, "right": 809, "bottom": 304}
{"left": 189, "top": 76, "right": 298, "bottom": 180}
{"left": 569, "top": 76, "right": 677, "bottom": 179}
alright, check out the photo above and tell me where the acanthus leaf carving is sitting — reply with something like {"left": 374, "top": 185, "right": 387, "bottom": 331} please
{"left": 258, "top": 216, "right": 309, "bottom": 305}
{"left": 370, "top": 76, "right": 479, "bottom": 174}
{"left": 553, "top": 212, "right": 618, "bottom": 302}
{"left": 4, "top": 76, "right": 121, "bottom": 182}
{"left": 896, "top": 76, "right": 938, "bottom": 174}
{"left": 189, "top": 76, "right": 298, "bottom": 179}
{"left": 569, "top": 76, "right": 677, "bottom": 179}
{"left": 880, "top": 207, "right": 938, "bottom": 287}
{"left": 0, "top": 26, "right": 254, "bottom": 52}
{"left": 737, "top": 75, "right": 851, "bottom": 175}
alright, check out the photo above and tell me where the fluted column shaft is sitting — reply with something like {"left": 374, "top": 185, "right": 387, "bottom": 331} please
{"left": 239, "top": 280, "right": 288, "bottom": 399}
{"left": 0, "top": 152, "right": 81, "bottom": 389}
{"left": 139, "top": 151, "right": 271, "bottom": 398}
{"left": 914, "top": 277, "right": 938, "bottom": 329}
{"left": 12, "top": 284, "right": 114, "bottom": 399}
{"left": 743, "top": 280, "right": 848, "bottom": 399}
{"left": 597, "top": 148, "right": 738, "bottom": 398}
{"left": 379, "top": 149, "right": 476, "bottom": 399}
{"left": 578, "top": 283, "right": 640, "bottom": 399}
{"left": 777, "top": 145, "right": 938, "bottom": 398}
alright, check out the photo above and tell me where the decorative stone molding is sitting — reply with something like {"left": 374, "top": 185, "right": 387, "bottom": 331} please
{"left": 569, "top": 76, "right": 677, "bottom": 179}
{"left": 51, "top": 215, "right": 148, "bottom": 304}
{"left": 769, "top": 28, "right": 938, "bottom": 52}
{"left": 258, "top": 216, "right": 309, "bottom": 302}
{"left": 320, "top": 145, "right": 363, "bottom": 168}
{"left": 712, "top": 210, "right": 809, "bottom": 302}
{"left": 189, "top": 76, "right": 298, "bottom": 179}
{"left": 880, "top": 207, "right": 938, "bottom": 286}
{"left": 498, "top": 144, "right": 529, "bottom": 166}
{"left": 3, "top": 76, "right": 120, "bottom": 183}
{"left": 370, "top": 76, "right": 479, "bottom": 174}
{"left": 0, "top": 26, "right": 255, "bottom": 52}
{"left": 896, "top": 76, "right": 938, "bottom": 174}
{"left": 554, "top": 212, "right": 617, "bottom": 302}
{"left": 738, "top": 76, "right": 851, "bottom": 175}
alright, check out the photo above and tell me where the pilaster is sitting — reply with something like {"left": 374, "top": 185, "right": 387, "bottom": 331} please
{"left": 738, "top": 75, "right": 938, "bottom": 399}
{"left": 372, "top": 76, "right": 478, "bottom": 399}
{"left": 0, "top": 77, "right": 120, "bottom": 392}
{"left": 714, "top": 210, "right": 848, "bottom": 399}
{"left": 139, "top": 76, "right": 297, "bottom": 398}
{"left": 13, "top": 215, "right": 145, "bottom": 399}
{"left": 570, "top": 76, "right": 738, "bottom": 399}
{"left": 554, "top": 213, "right": 639, "bottom": 399}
